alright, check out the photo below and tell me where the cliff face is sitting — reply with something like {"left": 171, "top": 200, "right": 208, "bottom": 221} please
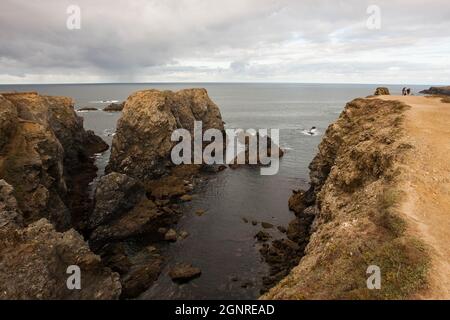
{"left": 0, "top": 93, "right": 120, "bottom": 300}
{"left": 0, "top": 92, "right": 107, "bottom": 230}
{"left": 107, "top": 89, "right": 224, "bottom": 180}
{"left": 263, "top": 98, "right": 429, "bottom": 299}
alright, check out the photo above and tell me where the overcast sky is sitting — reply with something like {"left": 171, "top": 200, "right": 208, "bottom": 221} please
{"left": 1, "top": 0, "right": 449, "bottom": 84}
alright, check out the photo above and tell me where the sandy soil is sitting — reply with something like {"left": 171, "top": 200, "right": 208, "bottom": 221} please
{"left": 377, "top": 95, "right": 450, "bottom": 299}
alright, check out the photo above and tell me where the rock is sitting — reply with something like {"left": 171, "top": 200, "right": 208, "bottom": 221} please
{"left": 261, "top": 222, "right": 274, "bottom": 229}
{"left": 195, "top": 209, "right": 206, "bottom": 216}
{"left": 0, "top": 180, "right": 24, "bottom": 229}
{"left": 251, "top": 220, "right": 258, "bottom": 226}
{"left": 103, "top": 102, "right": 125, "bottom": 112}
{"left": 84, "top": 130, "right": 109, "bottom": 154}
{"left": 120, "top": 251, "right": 163, "bottom": 299}
{"left": 419, "top": 86, "right": 450, "bottom": 96}
{"left": 0, "top": 218, "right": 121, "bottom": 299}
{"left": 230, "top": 132, "right": 284, "bottom": 167}
{"left": 255, "top": 230, "right": 271, "bottom": 242}
{"left": 78, "top": 107, "right": 98, "bottom": 111}
{"left": 168, "top": 263, "right": 202, "bottom": 283}
{"left": 374, "top": 87, "right": 390, "bottom": 95}
{"left": 89, "top": 172, "right": 146, "bottom": 229}
{"left": 90, "top": 198, "right": 176, "bottom": 245}
{"left": 180, "top": 194, "right": 193, "bottom": 202}
{"left": 98, "top": 242, "right": 163, "bottom": 299}
{"left": 179, "top": 230, "right": 189, "bottom": 240}
{"left": 277, "top": 226, "right": 287, "bottom": 233}
{"left": 106, "top": 89, "right": 224, "bottom": 180}
{"left": 164, "top": 229, "right": 177, "bottom": 242}
{"left": 242, "top": 217, "right": 249, "bottom": 223}
{"left": 0, "top": 92, "right": 107, "bottom": 230}
{"left": 158, "top": 227, "right": 168, "bottom": 235}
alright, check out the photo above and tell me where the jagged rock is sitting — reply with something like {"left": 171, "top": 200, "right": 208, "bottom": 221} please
{"left": 168, "top": 263, "right": 202, "bottom": 283}
{"left": 0, "top": 180, "right": 24, "bottom": 229}
{"left": 90, "top": 198, "right": 174, "bottom": 245}
{"left": 419, "top": 86, "right": 450, "bottom": 96}
{"left": 0, "top": 92, "right": 107, "bottom": 230}
{"left": 119, "top": 248, "right": 163, "bottom": 299}
{"left": 0, "top": 217, "right": 121, "bottom": 299}
{"left": 103, "top": 102, "right": 124, "bottom": 112}
{"left": 107, "top": 89, "right": 224, "bottom": 180}
{"left": 374, "top": 87, "right": 390, "bottom": 95}
{"left": 78, "top": 107, "right": 98, "bottom": 111}
{"left": 89, "top": 172, "right": 146, "bottom": 229}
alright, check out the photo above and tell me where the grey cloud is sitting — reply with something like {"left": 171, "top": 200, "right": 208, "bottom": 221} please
{"left": 0, "top": 0, "right": 449, "bottom": 83}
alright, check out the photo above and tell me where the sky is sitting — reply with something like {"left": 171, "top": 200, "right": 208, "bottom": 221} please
{"left": 0, "top": 0, "right": 449, "bottom": 84}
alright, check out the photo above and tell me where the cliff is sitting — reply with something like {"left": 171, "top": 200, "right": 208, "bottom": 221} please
{"left": 262, "top": 98, "right": 430, "bottom": 299}
{"left": 0, "top": 92, "right": 108, "bottom": 230}
{"left": 420, "top": 86, "right": 450, "bottom": 96}
{"left": 0, "top": 92, "right": 119, "bottom": 299}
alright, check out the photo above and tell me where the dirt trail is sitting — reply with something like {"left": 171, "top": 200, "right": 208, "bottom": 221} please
{"left": 378, "top": 95, "right": 450, "bottom": 299}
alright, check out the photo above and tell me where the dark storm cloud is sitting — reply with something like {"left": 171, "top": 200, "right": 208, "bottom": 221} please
{"left": 0, "top": 0, "right": 449, "bottom": 83}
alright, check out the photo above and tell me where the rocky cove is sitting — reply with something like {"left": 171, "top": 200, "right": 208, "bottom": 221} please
{"left": 0, "top": 88, "right": 288, "bottom": 299}
{"left": 0, "top": 87, "right": 432, "bottom": 299}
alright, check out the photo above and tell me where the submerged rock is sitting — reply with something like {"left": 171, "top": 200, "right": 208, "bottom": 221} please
{"left": 169, "top": 263, "right": 202, "bottom": 283}
{"left": 255, "top": 231, "right": 271, "bottom": 242}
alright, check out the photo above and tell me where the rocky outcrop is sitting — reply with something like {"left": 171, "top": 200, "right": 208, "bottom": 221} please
{"left": 419, "top": 86, "right": 450, "bottom": 96}
{"left": 0, "top": 181, "right": 121, "bottom": 299}
{"left": 89, "top": 173, "right": 146, "bottom": 229}
{"left": 262, "top": 98, "right": 428, "bottom": 299}
{"left": 107, "top": 89, "right": 224, "bottom": 180}
{"left": 89, "top": 172, "right": 179, "bottom": 246}
{"left": 374, "top": 87, "right": 390, "bottom": 95}
{"left": 103, "top": 102, "right": 124, "bottom": 112}
{"left": 0, "top": 92, "right": 108, "bottom": 230}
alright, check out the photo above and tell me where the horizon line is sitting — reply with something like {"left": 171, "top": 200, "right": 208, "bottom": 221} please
{"left": 0, "top": 81, "right": 444, "bottom": 86}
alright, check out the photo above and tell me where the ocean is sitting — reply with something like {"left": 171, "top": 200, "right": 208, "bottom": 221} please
{"left": 0, "top": 83, "right": 430, "bottom": 299}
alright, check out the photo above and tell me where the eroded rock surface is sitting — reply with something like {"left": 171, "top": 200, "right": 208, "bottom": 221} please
{"left": 0, "top": 181, "right": 121, "bottom": 300}
{"left": 107, "top": 89, "right": 224, "bottom": 180}
{"left": 0, "top": 92, "right": 108, "bottom": 230}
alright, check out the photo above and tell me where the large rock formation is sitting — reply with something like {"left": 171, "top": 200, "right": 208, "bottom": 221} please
{"left": 374, "top": 87, "right": 390, "bottom": 95}
{"left": 262, "top": 98, "right": 428, "bottom": 299}
{"left": 0, "top": 180, "right": 121, "bottom": 300}
{"left": 0, "top": 92, "right": 108, "bottom": 230}
{"left": 107, "top": 89, "right": 224, "bottom": 180}
{"left": 419, "top": 86, "right": 450, "bottom": 96}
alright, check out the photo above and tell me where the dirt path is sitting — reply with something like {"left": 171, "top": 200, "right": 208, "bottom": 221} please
{"left": 378, "top": 95, "right": 450, "bottom": 299}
